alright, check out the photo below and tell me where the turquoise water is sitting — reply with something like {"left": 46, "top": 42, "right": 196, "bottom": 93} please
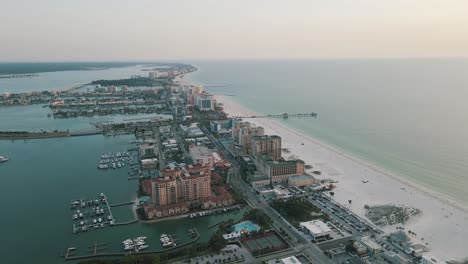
{"left": 231, "top": 221, "right": 260, "bottom": 233}
{"left": 187, "top": 59, "right": 468, "bottom": 206}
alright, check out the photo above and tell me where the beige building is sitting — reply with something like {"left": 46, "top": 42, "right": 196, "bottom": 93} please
{"left": 238, "top": 126, "right": 264, "bottom": 153}
{"left": 255, "top": 155, "right": 305, "bottom": 183}
{"left": 232, "top": 120, "right": 251, "bottom": 142}
{"left": 151, "top": 165, "right": 212, "bottom": 206}
{"left": 251, "top": 135, "right": 282, "bottom": 161}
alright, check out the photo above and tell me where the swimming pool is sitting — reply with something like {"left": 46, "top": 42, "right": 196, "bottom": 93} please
{"left": 231, "top": 221, "right": 260, "bottom": 233}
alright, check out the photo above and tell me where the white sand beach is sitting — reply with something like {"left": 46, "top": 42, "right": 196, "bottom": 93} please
{"left": 215, "top": 95, "right": 468, "bottom": 262}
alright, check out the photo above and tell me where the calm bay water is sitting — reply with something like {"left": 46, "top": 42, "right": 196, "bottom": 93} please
{"left": 0, "top": 65, "right": 148, "bottom": 94}
{"left": 187, "top": 59, "right": 468, "bottom": 206}
{"left": 0, "top": 134, "right": 244, "bottom": 263}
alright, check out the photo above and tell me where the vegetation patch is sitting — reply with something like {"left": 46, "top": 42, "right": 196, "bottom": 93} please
{"left": 365, "top": 204, "right": 421, "bottom": 226}
{"left": 271, "top": 198, "right": 329, "bottom": 227}
{"left": 92, "top": 77, "right": 171, "bottom": 87}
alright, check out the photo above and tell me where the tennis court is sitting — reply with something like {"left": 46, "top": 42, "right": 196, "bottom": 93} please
{"left": 241, "top": 231, "right": 288, "bottom": 255}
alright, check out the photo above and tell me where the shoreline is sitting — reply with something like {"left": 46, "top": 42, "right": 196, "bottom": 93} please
{"left": 176, "top": 68, "right": 468, "bottom": 211}
{"left": 213, "top": 94, "right": 468, "bottom": 261}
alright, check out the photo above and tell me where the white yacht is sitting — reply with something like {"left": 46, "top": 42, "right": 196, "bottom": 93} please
{"left": 138, "top": 245, "right": 148, "bottom": 250}
{"left": 0, "top": 156, "right": 8, "bottom": 163}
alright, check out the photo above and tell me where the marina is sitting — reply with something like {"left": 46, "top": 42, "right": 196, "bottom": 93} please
{"left": 97, "top": 151, "right": 133, "bottom": 170}
{"left": 122, "top": 236, "right": 149, "bottom": 252}
{"left": 60, "top": 228, "right": 201, "bottom": 261}
{"left": 71, "top": 193, "right": 115, "bottom": 234}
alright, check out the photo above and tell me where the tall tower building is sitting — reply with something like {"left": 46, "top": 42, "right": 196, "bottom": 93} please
{"left": 251, "top": 135, "right": 282, "bottom": 161}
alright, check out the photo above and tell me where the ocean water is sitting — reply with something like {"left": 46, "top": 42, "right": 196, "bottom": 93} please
{"left": 187, "top": 59, "right": 468, "bottom": 206}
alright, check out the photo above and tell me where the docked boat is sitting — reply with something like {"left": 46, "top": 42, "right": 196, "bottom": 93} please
{"left": 70, "top": 200, "right": 80, "bottom": 208}
{"left": 162, "top": 241, "right": 175, "bottom": 247}
{"left": 0, "top": 156, "right": 8, "bottom": 163}
{"left": 138, "top": 245, "right": 148, "bottom": 250}
{"left": 98, "top": 164, "right": 109, "bottom": 169}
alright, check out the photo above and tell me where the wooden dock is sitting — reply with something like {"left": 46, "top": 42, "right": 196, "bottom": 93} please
{"left": 109, "top": 201, "right": 134, "bottom": 207}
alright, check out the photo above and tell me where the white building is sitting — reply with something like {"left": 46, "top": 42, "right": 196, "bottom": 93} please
{"left": 279, "top": 256, "right": 302, "bottom": 264}
{"left": 299, "top": 220, "right": 331, "bottom": 241}
{"left": 189, "top": 145, "right": 214, "bottom": 167}
{"left": 148, "top": 71, "right": 169, "bottom": 79}
{"left": 267, "top": 256, "right": 302, "bottom": 264}
{"left": 360, "top": 236, "right": 382, "bottom": 255}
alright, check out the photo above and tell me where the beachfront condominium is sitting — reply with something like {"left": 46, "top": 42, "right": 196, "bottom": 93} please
{"left": 151, "top": 165, "right": 211, "bottom": 206}
{"left": 237, "top": 126, "right": 265, "bottom": 153}
{"left": 232, "top": 120, "right": 251, "bottom": 141}
{"left": 251, "top": 135, "right": 282, "bottom": 161}
{"left": 255, "top": 154, "right": 305, "bottom": 183}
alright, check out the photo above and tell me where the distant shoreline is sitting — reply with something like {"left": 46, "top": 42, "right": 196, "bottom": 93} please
{"left": 0, "top": 131, "right": 70, "bottom": 140}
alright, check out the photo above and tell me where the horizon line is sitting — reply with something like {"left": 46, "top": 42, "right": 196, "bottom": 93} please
{"left": 2, "top": 56, "right": 468, "bottom": 64}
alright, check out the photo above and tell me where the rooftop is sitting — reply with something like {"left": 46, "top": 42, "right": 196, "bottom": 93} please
{"left": 189, "top": 145, "right": 212, "bottom": 159}
{"left": 280, "top": 256, "right": 302, "bottom": 264}
{"left": 300, "top": 220, "right": 331, "bottom": 235}
{"left": 361, "top": 236, "right": 382, "bottom": 250}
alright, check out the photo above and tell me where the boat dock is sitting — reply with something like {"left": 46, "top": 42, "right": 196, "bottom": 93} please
{"left": 70, "top": 193, "right": 116, "bottom": 234}
{"left": 188, "top": 204, "right": 241, "bottom": 219}
{"left": 87, "top": 241, "right": 108, "bottom": 254}
{"left": 109, "top": 201, "right": 134, "bottom": 207}
{"left": 61, "top": 228, "right": 200, "bottom": 261}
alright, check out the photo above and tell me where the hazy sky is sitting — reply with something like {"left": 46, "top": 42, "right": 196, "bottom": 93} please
{"left": 1, "top": 0, "right": 468, "bottom": 61}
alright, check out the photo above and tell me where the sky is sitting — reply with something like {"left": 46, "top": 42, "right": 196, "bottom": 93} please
{"left": 1, "top": 0, "right": 468, "bottom": 61}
